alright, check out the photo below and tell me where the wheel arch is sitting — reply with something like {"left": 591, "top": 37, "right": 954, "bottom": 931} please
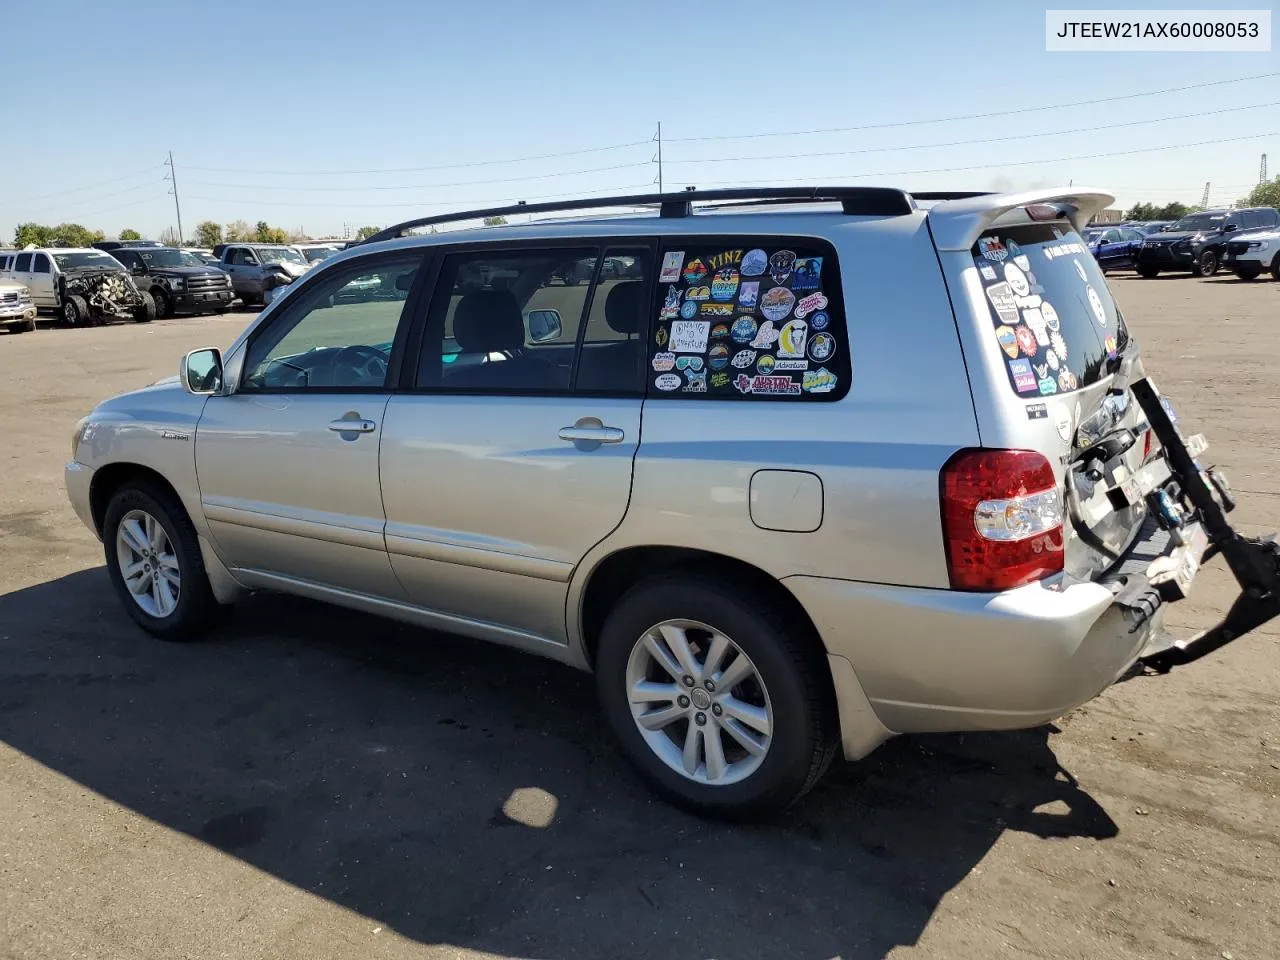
{"left": 89, "top": 462, "right": 187, "bottom": 537}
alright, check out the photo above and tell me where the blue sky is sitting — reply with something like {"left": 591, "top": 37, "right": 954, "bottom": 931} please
{"left": 2, "top": 0, "right": 1277, "bottom": 241}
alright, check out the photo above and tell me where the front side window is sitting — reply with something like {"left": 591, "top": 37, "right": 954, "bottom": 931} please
{"left": 240, "top": 255, "right": 422, "bottom": 391}
{"left": 973, "top": 225, "right": 1127, "bottom": 399}
{"left": 648, "top": 240, "right": 848, "bottom": 400}
{"left": 31, "top": 254, "right": 50, "bottom": 273}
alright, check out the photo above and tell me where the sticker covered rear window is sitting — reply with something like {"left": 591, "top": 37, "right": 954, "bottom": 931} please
{"left": 972, "top": 223, "right": 1125, "bottom": 399}
{"left": 649, "top": 241, "right": 848, "bottom": 400}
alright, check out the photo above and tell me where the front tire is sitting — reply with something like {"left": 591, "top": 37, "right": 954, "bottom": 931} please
{"left": 151, "top": 287, "right": 172, "bottom": 318}
{"left": 134, "top": 290, "right": 157, "bottom": 322}
{"left": 1136, "top": 264, "right": 1160, "bottom": 279}
{"left": 1193, "top": 250, "right": 1219, "bottom": 277}
{"left": 63, "top": 295, "right": 89, "bottom": 325}
{"left": 102, "top": 483, "right": 220, "bottom": 641}
{"left": 1271, "top": 253, "right": 1280, "bottom": 281}
{"left": 595, "top": 574, "right": 836, "bottom": 816}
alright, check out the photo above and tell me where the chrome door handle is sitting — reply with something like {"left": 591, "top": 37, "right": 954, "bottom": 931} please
{"left": 559, "top": 425, "right": 624, "bottom": 444}
{"left": 328, "top": 418, "right": 377, "bottom": 434}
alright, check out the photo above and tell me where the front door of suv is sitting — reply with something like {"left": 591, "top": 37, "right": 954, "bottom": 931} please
{"left": 379, "top": 242, "right": 652, "bottom": 646}
{"left": 195, "top": 251, "right": 426, "bottom": 599}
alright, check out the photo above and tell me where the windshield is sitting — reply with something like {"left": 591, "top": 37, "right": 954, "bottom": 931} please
{"left": 973, "top": 224, "right": 1128, "bottom": 399}
{"left": 257, "top": 247, "right": 306, "bottom": 265}
{"left": 52, "top": 251, "right": 122, "bottom": 270}
{"left": 302, "top": 247, "right": 338, "bottom": 262}
{"left": 138, "top": 248, "right": 204, "bottom": 268}
{"left": 1171, "top": 214, "right": 1225, "bottom": 232}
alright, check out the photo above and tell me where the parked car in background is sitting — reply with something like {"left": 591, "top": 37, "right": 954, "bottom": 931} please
{"left": 108, "top": 246, "right": 235, "bottom": 317}
{"left": 1131, "top": 220, "right": 1173, "bottom": 235}
{"left": 213, "top": 243, "right": 312, "bottom": 305}
{"left": 0, "top": 275, "right": 37, "bottom": 333}
{"left": 1135, "top": 207, "right": 1280, "bottom": 277}
{"left": 93, "top": 239, "right": 165, "bottom": 252}
{"left": 63, "top": 185, "right": 1247, "bottom": 815}
{"left": 296, "top": 243, "right": 343, "bottom": 264}
{"left": 0, "top": 247, "right": 154, "bottom": 324}
{"left": 1084, "top": 225, "right": 1145, "bottom": 272}
{"left": 1223, "top": 226, "right": 1280, "bottom": 280}
{"left": 183, "top": 248, "right": 222, "bottom": 267}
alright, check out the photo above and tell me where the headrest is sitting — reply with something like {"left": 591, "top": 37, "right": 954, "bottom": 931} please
{"left": 395, "top": 270, "right": 416, "bottom": 292}
{"left": 604, "top": 281, "right": 646, "bottom": 335}
{"left": 453, "top": 290, "right": 525, "bottom": 353}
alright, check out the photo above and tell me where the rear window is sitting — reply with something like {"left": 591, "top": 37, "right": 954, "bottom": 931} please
{"left": 649, "top": 239, "right": 849, "bottom": 400}
{"left": 973, "top": 223, "right": 1127, "bottom": 398}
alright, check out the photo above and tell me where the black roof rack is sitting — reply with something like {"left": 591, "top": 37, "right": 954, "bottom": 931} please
{"left": 359, "top": 187, "right": 937, "bottom": 245}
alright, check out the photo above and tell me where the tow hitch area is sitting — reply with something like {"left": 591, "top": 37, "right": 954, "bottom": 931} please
{"left": 1131, "top": 377, "right": 1280, "bottom": 672}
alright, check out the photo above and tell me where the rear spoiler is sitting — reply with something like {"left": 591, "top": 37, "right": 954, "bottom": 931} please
{"left": 926, "top": 188, "right": 1115, "bottom": 252}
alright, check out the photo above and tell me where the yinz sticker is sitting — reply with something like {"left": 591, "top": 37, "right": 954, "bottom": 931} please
{"left": 741, "top": 248, "right": 768, "bottom": 277}
{"left": 654, "top": 373, "right": 681, "bottom": 391}
{"left": 793, "top": 292, "right": 828, "bottom": 319}
{"left": 759, "top": 287, "right": 796, "bottom": 322}
{"left": 707, "top": 250, "right": 743, "bottom": 271}
{"left": 670, "top": 320, "right": 711, "bottom": 353}
{"left": 738, "top": 281, "right": 760, "bottom": 309}
{"left": 652, "top": 351, "right": 676, "bottom": 372}
{"left": 659, "top": 286, "right": 682, "bottom": 320}
{"left": 734, "top": 373, "right": 800, "bottom": 396}
{"left": 660, "top": 251, "right": 684, "bottom": 284}
{"left": 802, "top": 367, "right": 837, "bottom": 393}
{"left": 791, "top": 257, "right": 822, "bottom": 291}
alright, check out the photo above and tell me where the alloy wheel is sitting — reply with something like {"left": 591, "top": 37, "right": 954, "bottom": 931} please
{"left": 115, "top": 508, "right": 181, "bottom": 618}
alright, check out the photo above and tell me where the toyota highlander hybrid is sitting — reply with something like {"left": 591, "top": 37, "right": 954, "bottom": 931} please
{"left": 64, "top": 186, "right": 1279, "bottom": 815}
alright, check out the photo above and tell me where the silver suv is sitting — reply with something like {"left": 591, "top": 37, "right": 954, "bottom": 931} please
{"left": 65, "top": 187, "right": 1265, "bottom": 815}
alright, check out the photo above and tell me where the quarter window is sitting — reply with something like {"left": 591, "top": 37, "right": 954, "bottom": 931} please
{"left": 240, "top": 255, "right": 422, "bottom": 391}
{"left": 648, "top": 241, "right": 848, "bottom": 400}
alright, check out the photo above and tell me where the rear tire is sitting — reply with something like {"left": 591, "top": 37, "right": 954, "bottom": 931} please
{"left": 595, "top": 574, "right": 836, "bottom": 816}
{"left": 151, "top": 288, "right": 172, "bottom": 318}
{"left": 1271, "top": 254, "right": 1280, "bottom": 281}
{"left": 134, "top": 290, "right": 156, "bottom": 323}
{"left": 1234, "top": 266, "right": 1262, "bottom": 281}
{"left": 1192, "top": 250, "right": 1219, "bottom": 277}
{"left": 102, "top": 483, "right": 221, "bottom": 641}
{"left": 1136, "top": 264, "right": 1160, "bottom": 279}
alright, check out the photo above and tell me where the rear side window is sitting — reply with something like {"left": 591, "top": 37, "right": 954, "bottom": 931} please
{"left": 15, "top": 254, "right": 31, "bottom": 271}
{"left": 649, "top": 239, "right": 848, "bottom": 400}
{"left": 973, "top": 224, "right": 1127, "bottom": 399}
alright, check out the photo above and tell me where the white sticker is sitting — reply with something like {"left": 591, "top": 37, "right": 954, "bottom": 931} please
{"left": 985, "top": 282, "right": 1020, "bottom": 325}
{"left": 1022, "top": 307, "right": 1049, "bottom": 346}
{"left": 778, "top": 318, "right": 809, "bottom": 359}
{"left": 1041, "top": 300, "right": 1060, "bottom": 331}
{"left": 1003, "top": 262, "right": 1030, "bottom": 298}
{"left": 669, "top": 320, "right": 710, "bottom": 354}
{"left": 749, "top": 320, "right": 780, "bottom": 350}
{"left": 731, "top": 348, "right": 757, "bottom": 368}
{"left": 774, "top": 358, "right": 808, "bottom": 370}
{"left": 978, "top": 263, "right": 997, "bottom": 281}
{"left": 1053, "top": 407, "right": 1073, "bottom": 442}
{"left": 651, "top": 351, "right": 676, "bottom": 372}
{"left": 659, "top": 251, "right": 684, "bottom": 284}
{"left": 654, "top": 373, "right": 681, "bottom": 391}
{"left": 1086, "top": 285, "right": 1106, "bottom": 326}
{"left": 793, "top": 292, "right": 828, "bottom": 319}
{"left": 1045, "top": 348, "right": 1060, "bottom": 371}
{"left": 759, "top": 287, "right": 796, "bottom": 322}
{"left": 1014, "top": 294, "right": 1042, "bottom": 309}
{"left": 1013, "top": 254, "right": 1030, "bottom": 271}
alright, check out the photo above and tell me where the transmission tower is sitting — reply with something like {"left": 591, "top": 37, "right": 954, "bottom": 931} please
{"left": 1200, "top": 181, "right": 1211, "bottom": 208}
{"left": 1261, "top": 153, "right": 1269, "bottom": 184}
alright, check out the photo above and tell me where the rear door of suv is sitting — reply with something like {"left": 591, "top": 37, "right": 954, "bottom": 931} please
{"left": 378, "top": 238, "right": 653, "bottom": 645}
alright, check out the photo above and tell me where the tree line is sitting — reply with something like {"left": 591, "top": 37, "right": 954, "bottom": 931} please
{"left": 10, "top": 220, "right": 385, "bottom": 249}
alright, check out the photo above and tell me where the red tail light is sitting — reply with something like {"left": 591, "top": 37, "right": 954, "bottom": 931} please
{"left": 940, "top": 449, "right": 1065, "bottom": 591}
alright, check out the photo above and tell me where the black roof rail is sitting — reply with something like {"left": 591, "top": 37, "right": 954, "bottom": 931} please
{"left": 358, "top": 186, "right": 920, "bottom": 245}
{"left": 909, "top": 191, "right": 995, "bottom": 201}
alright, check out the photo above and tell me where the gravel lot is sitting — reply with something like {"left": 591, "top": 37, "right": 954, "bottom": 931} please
{"left": 1, "top": 277, "right": 1277, "bottom": 960}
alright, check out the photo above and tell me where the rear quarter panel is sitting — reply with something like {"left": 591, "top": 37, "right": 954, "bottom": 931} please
{"left": 577, "top": 213, "right": 980, "bottom": 598}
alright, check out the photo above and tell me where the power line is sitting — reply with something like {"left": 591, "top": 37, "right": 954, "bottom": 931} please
{"left": 20, "top": 165, "right": 165, "bottom": 204}
{"left": 673, "top": 131, "right": 1280, "bottom": 187}
{"left": 184, "top": 161, "right": 653, "bottom": 194}
{"left": 667, "top": 71, "right": 1280, "bottom": 143}
{"left": 182, "top": 139, "right": 652, "bottom": 177}
{"left": 667, "top": 102, "right": 1277, "bottom": 166}
{"left": 22, "top": 178, "right": 166, "bottom": 215}
{"left": 185, "top": 181, "right": 655, "bottom": 210}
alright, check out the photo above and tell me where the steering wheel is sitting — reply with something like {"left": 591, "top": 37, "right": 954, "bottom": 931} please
{"left": 331, "top": 344, "right": 389, "bottom": 386}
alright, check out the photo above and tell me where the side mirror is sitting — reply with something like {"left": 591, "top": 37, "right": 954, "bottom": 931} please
{"left": 525, "top": 308, "right": 562, "bottom": 343}
{"left": 181, "top": 348, "right": 223, "bottom": 395}
{"left": 1223, "top": 223, "right": 1238, "bottom": 233}
{"left": 131, "top": 265, "right": 146, "bottom": 276}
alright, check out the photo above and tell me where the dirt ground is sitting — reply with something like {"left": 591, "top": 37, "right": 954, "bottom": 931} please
{"left": 0, "top": 276, "right": 1277, "bottom": 960}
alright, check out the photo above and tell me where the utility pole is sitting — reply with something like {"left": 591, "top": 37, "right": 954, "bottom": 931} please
{"left": 164, "top": 151, "right": 185, "bottom": 245}
{"left": 1261, "top": 153, "right": 1269, "bottom": 184}
{"left": 1200, "top": 181, "right": 1211, "bottom": 208}
{"left": 654, "top": 122, "right": 663, "bottom": 194}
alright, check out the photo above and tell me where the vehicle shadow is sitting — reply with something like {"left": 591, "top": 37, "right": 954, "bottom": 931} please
{"left": 0, "top": 568, "right": 1118, "bottom": 960}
